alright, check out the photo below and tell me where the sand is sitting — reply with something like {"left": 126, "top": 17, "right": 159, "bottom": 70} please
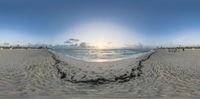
{"left": 0, "top": 48, "right": 200, "bottom": 98}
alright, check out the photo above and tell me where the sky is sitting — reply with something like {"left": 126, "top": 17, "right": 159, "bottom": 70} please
{"left": 0, "top": 0, "right": 200, "bottom": 48}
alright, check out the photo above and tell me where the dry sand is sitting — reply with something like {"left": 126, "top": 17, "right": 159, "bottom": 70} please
{"left": 0, "top": 49, "right": 200, "bottom": 98}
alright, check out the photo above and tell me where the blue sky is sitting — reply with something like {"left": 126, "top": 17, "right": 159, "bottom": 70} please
{"left": 0, "top": 0, "right": 200, "bottom": 47}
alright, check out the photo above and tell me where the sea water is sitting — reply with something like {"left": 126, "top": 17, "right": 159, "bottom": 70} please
{"left": 52, "top": 49, "right": 151, "bottom": 62}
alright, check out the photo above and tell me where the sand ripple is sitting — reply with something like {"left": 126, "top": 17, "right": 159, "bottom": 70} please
{"left": 0, "top": 49, "right": 200, "bottom": 98}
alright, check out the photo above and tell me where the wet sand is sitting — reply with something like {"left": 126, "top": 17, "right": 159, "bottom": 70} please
{"left": 0, "top": 49, "right": 200, "bottom": 98}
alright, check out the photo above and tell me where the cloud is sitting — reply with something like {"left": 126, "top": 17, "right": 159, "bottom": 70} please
{"left": 107, "top": 42, "right": 112, "bottom": 45}
{"left": 69, "top": 44, "right": 78, "bottom": 47}
{"left": 79, "top": 42, "right": 88, "bottom": 48}
{"left": 64, "top": 41, "right": 72, "bottom": 44}
{"left": 64, "top": 38, "right": 80, "bottom": 45}
{"left": 63, "top": 38, "right": 94, "bottom": 48}
{"left": 124, "top": 42, "right": 143, "bottom": 49}
{"left": 69, "top": 38, "right": 79, "bottom": 42}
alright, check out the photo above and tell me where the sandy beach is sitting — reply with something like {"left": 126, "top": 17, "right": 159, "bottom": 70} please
{"left": 0, "top": 48, "right": 200, "bottom": 98}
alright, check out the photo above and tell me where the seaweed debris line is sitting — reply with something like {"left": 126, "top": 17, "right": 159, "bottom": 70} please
{"left": 49, "top": 50, "right": 155, "bottom": 85}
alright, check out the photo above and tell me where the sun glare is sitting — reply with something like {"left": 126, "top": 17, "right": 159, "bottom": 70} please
{"left": 58, "top": 21, "right": 141, "bottom": 49}
{"left": 96, "top": 41, "right": 106, "bottom": 49}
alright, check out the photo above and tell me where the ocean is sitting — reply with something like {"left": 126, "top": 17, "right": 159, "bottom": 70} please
{"left": 52, "top": 49, "right": 151, "bottom": 62}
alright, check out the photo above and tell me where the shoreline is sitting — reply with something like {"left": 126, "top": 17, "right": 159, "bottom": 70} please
{"left": 1, "top": 48, "right": 200, "bottom": 97}
{"left": 48, "top": 48, "right": 154, "bottom": 63}
{"left": 48, "top": 49, "right": 155, "bottom": 84}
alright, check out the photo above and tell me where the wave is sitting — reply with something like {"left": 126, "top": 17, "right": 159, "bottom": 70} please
{"left": 50, "top": 49, "right": 152, "bottom": 62}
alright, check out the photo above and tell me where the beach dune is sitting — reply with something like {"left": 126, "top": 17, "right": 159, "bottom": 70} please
{"left": 0, "top": 49, "right": 200, "bottom": 98}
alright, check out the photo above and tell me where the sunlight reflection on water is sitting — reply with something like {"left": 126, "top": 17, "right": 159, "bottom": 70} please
{"left": 52, "top": 49, "right": 150, "bottom": 62}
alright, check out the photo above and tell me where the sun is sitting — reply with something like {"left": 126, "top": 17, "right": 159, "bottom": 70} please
{"left": 96, "top": 41, "right": 107, "bottom": 49}
{"left": 57, "top": 21, "right": 141, "bottom": 49}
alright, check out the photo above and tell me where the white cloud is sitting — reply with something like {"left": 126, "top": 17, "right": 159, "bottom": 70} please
{"left": 53, "top": 21, "right": 143, "bottom": 48}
